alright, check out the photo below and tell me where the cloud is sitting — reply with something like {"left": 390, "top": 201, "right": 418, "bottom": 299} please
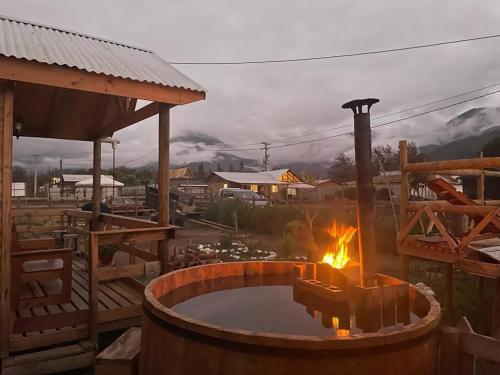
{"left": 3, "top": 0, "right": 500, "bottom": 169}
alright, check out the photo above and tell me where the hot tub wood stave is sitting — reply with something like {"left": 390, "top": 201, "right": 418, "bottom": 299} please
{"left": 141, "top": 262, "right": 441, "bottom": 375}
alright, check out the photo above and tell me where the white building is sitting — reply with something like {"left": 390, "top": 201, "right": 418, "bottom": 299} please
{"left": 50, "top": 174, "right": 124, "bottom": 200}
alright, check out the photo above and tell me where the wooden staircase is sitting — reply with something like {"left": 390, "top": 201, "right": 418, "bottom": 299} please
{"left": 426, "top": 178, "right": 500, "bottom": 232}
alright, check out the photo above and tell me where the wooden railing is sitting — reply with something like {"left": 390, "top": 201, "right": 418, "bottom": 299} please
{"left": 398, "top": 140, "right": 500, "bottom": 274}
{"left": 440, "top": 317, "right": 500, "bottom": 375}
{"left": 11, "top": 207, "right": 175, "bottom": 349}
{"left": 66, "top": 210, "right": 173, "bottom": 345}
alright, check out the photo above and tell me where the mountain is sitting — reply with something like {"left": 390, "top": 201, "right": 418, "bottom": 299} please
{"left": 420, "top": 107, "right": 500, "bottom": 161}
{"left": 171, "top": 131, "right": 226, "bottom": 146}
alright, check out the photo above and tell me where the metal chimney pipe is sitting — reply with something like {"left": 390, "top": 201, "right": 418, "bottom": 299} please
{"left": 342, "top": 98, "right": 379, "bottom": 287}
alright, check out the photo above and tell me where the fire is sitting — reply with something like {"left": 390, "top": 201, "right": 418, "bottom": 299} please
{"left": 332, "top": 317, "right": 350, "bottom": 337}
{"left": 321, "top": 220, "right": 357, "bottom": 269}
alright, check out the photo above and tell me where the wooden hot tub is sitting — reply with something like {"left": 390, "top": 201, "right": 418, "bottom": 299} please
{"left": 140, "top": 262, "right": 441, "bottom": 375}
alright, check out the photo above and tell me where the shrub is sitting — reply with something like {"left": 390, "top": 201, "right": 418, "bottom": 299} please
{"left": 219, "top": 233, "right": 233, "bottom": 249}
{"left": 280, "top": 232, "right": 296, "bottom": 257}
{"left": 204, "top": 200, "right": 304, "bottom": 235}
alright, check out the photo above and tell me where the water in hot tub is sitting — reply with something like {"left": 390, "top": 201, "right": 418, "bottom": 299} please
{"left": 160, "top": 275, "right": 419, "bottom": 337}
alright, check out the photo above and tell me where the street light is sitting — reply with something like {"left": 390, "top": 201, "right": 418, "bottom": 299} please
{"left": 101, "top": 137, "right": 120, "bottom": 202}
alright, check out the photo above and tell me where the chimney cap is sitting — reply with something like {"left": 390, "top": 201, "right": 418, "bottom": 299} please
{"left": 342, "top": 98, "right": 379, "bottom": 114}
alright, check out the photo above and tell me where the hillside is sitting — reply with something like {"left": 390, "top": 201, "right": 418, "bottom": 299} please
{"left": 420, "top": 107, "right": 500, "bottom": 160}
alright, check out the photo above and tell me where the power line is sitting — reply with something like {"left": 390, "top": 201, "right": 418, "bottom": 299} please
{"left": 169, "top": 33, "right": 500, "bottom": 65}
{"left": 177, "top": 87, "right": 500, "bottom": 152}
{"left": 177, "top": 80, "right": 500, "bottom": 150}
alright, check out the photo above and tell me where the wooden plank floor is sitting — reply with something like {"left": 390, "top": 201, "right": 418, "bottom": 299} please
{"left": 11, "top": 256, "right": 144, "bottom": 353}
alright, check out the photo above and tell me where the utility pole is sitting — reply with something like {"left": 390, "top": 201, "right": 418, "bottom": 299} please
{"left": 48, "top": 165, "right": 51, "bottom": 207}
{"left": 261, "top": 142, "right": 270, "bottom": 171}
{"left": 32, "top": 154, "right": 42, "bottom": 198}
{"left": 60, "top": 158, "right": 63, "bottom": 197}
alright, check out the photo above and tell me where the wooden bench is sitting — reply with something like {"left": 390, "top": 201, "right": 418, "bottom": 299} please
{"left": 95, "top": 327, "right": 141, "bottom": 375}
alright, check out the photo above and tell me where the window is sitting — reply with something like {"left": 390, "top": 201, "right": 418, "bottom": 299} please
{"left": 250, "top": 185, "right": 258, "bottom": 192}
{"left": 287, "top": 188, "right": 297, "bottom": 196}
{"left": 223, "top": 183, "right": 228, "bottom": 188}
{"left": 271, "top": 185, "right": 278, "bottom": 193}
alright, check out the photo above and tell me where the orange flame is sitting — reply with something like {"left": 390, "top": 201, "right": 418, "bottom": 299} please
{"left": 321, "top": 220, "right": 357, "bottom": 269}
{"left": 332, "top": 317, "right": 350, "bottom": 337}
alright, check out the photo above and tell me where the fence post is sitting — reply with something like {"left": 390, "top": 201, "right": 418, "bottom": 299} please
{"left": 456, "top": 317, "right": 475, "bottom": 375}
{"left": 88, "top": 233, "right": 99, "bottom": 349}
{"left": 440, "top": 326, "right": 459, "bottom": 375}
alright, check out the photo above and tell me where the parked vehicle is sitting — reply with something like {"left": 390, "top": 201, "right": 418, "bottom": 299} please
{"left": 215, "top": 188, "right": 270, "bottom": 206}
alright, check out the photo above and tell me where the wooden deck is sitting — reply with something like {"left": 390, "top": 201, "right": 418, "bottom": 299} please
{"left": 11, "top": 256, "right": 144, "bottom": 353}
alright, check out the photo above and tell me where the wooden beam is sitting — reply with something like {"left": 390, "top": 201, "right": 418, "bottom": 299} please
{"left": 158, "top": 103, "right": 170, "bottom": 274}
{"left": 0, "top": 56, "right": 205, "bottom": 105}
{"left": 399, "top": 140, "right": 410, "bottom": 281}
{"left": 396, "top": 206, "right": 426, "bottom": 244}
{"left": 99, "top": 102, "right": 159, "bottom": 137}
{"left": 92, "top": 139, "right": 101, "bottom": 230}
{"left": 13, "top": 310, "right": 88, "bottom": 334}
{"left": 405, "top": 157, "right": 500, "bottom": 173}
{"left": 407, "top": 202, "right": 497, "bottom": 215}
{"left": 100, "top": 213, "right": 158, "bottom": 229}
{"left": 439, "top": 326, "right": 460, "bottom": 375}
{"left": 88, "top": 233, "right": 99, "bottom": 349}
{"left": 0, "top": 83, "right": 13, "bottom": 358}
{"left": 430, "top": 169, "right": 500, "bottom": 177}
{"left": 478, "top": 153, "right": 485, "bottom": 203}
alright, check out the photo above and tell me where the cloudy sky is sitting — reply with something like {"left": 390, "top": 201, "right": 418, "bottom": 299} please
{"left": 3, "top": 0, "right": 500, "bottom": 171}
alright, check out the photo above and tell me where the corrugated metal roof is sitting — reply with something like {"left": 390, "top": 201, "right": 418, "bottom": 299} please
{"left": 212, "top": 171, "right": 287, "bottom": 185}
{"left": 0, "top": 15, "right": 205, "bottom": 93}
{"left": 75, "top": 175, "right": 124, "bottom": 187}
{"left": 62, "top": 174, "right": 113, "bottom": 183}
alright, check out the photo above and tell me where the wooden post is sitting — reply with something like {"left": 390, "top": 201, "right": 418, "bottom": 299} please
{"left": 456, "top": 317, "right": 476, "bottom": 375}
{"left": 477, "top": 152, "right": 485, "bottom": 204}
{"left": 91, "top": 139, "right": 101, "bottom": 230}
{"left": 399, "top": 140, "right": 410, "bottom": 281}
{"left": 446, "top": 263, "right": 454, "bottom": 320}
{"left": 439, "top": 326, "right": 460, "bottom": 375}
{"left": 158, "top": 103, "right": 170, "bottom": 274}
{"left": 88, "top": 233, "right": 99, "bottom": 349}
{"left": 0, "top": 83, "right": 13, "bottom": 358}
{"left": 489, "top": 277, "right": 500, "bottom": 374}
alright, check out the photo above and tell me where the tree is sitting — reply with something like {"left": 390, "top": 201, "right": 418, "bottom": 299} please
{"left": 239, "top": 161, "right": 244, "bottom": 172}
{"left": 407, "top": 141, "right": 425, "bottom": 163}
{"left": 196, "top": 163, "right": 206, "bottom": 178}
{"left": 12, "top": 166, "right": 27, "bottom": 182}
{"left": 216, "top": 163, "right": 223, "bottom": 172}
{"left": 372, "top": 144, "right": 399, "bottom": 171}
{"left": 229, "top": 164, "right": 234, "bottom": 172}
{"left": 327, "top": 153, "right": 356, "bottom": 183}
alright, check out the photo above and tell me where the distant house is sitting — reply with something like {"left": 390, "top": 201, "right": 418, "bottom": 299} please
{"left": 12, "top": 182, "right": 25, "bottom": 197}
{"left": 345, "top": 171, "right": 463, "bottom": 201}
{"left": 303, "top": 179, "right": 344, "bottom": 201}
{"left": 207, "top": 169, "right": 314, "bottom": 199}
{"left": 51, "top": 174, "right": 124, "bottom": 200}
{"left": 170, "top": 167, "right": 192, "bottom": 181}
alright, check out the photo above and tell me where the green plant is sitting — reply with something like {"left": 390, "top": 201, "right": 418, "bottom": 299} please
{"left": 280, "top": 232, "right": 296, "bottom": 258}
{"left": 204, "top": 199, "right": 304, "bottom": 235}
{"left": 245, "top": 238, "right": 262, "bottom": 254}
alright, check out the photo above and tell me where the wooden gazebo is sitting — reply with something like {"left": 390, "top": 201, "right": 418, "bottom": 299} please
{"left": 0, "top": 15, "right": 205, "bottom": 372}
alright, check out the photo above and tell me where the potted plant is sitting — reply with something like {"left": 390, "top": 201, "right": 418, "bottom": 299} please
{"left": 99, "top": 244, "right": 119, "bottom": 266}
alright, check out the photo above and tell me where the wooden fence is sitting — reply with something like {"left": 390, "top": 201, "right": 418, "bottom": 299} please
{"left": 440, "top": 317, "right": 500, "bottom": 374}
